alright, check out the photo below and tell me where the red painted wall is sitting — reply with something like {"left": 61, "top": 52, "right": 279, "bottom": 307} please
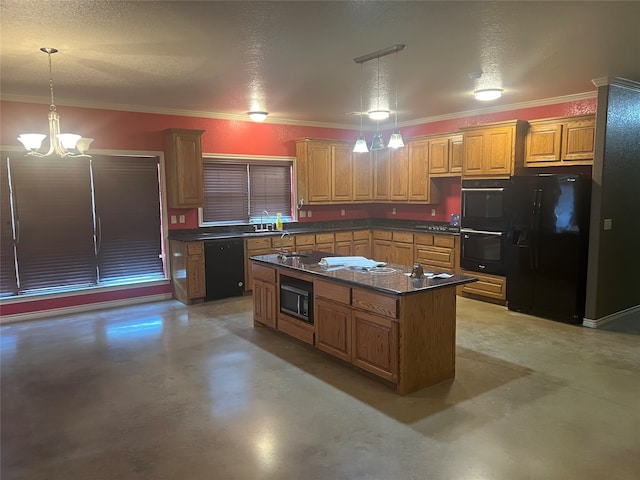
{"left": 0, "top": 97, "right": 597, "bottom": 316}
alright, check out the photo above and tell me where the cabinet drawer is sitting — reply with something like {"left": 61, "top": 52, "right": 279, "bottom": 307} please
{"left": 315, "top": 232, "right": 334, "bottom": 243}
{"left": 373, "top": 230, "right": 392, "bottom": 241}
{"left": 392, "top": 231, "right": 414, "bottom": 243}
{"left": 352, "top": 288, "right": 398, "bottom": 319}
{"left": 315, "top": 279, "right": 351, "bottom": 305}
{"left": 246, "top": 237, "right": 272, "bottom": 250}
{"left": 252, "top": 264, "right": 276, "bottom": 283}
{"left": 295, "top": 233, "right": 316, "bottom": 247}
{"left": 334, "top": 231, "right": 352, "bottom": 242}
{"left": 414, "top": 233, "right": 434, "bottom": 246}
{"left": 187, "top": 242, "right": 204, "bottom": 255}
{"left": 434, "top": 235, "right": 455, "bottom": 248}
{"left": 415, "top": 246, "right": 455, "bottom": 270}
{"left": 271, "top": 235, "right": 294, "bottom": 249}
{"left": 459, "top": 269, "right": 506, "bottom": 301}
{"left": 353, "top": 230, "right": 370, "bottom": 241}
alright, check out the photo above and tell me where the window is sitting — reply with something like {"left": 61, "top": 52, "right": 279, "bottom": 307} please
{"left": 0, "top": 153, "right": 165, "bottom": 298}
{"left": 201, "top": 158, "right": 293, "bottom": 225}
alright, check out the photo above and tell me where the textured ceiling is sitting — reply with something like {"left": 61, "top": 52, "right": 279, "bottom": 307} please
{"left": 1, "top": 1, "right": 639, "bottom": 129}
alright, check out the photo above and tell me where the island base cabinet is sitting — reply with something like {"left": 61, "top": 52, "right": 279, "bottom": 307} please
{"left": 253, "top": 279, "right": 277, "bottom": 328}
{"left": 315, "top": 299, "right": 352, "bottom": 362}
{"left": 352, "top": 311, "right": 398, "bottom": 383}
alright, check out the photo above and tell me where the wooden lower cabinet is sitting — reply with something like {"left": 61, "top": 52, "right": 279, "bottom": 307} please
{"left": 352, "top": 309, "right": 399, "bottom": 383}
{"left": 458, "top": 268, "right": 507, "bottom": 304}
{"left": 315, "top": 299, "right": 352, "bottom": 362}
{"left": 414, "top": 233, "right": 458, "bottom": 274}
{"left": 170, "top": 240, "right": 205, "bottom": 305}
{"left": 391, "top": 231, "right": 414, "bottom": 266}
{"left": 253, "top": 279, "right": 277, "bottom": 328}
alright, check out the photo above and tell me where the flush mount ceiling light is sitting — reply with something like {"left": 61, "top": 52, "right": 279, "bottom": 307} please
{"left": 17, "top": 48, "right": 93, "bottom": 157}
{"left": 352, "top": 44, "right": 406, "bottom": 152}
{"left": 248, "top": 111, "right": 269, "bottom": 122}
{"left": 474, "top": 88, "right": 503, "bottom": 101}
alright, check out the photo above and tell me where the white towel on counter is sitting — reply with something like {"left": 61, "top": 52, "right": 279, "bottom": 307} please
{"left": 319, "top": 256, "right": 385, "bottom": 268}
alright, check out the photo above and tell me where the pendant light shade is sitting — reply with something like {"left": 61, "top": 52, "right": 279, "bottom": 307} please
{"left": 370, "top": 132, "right": 385, "bottom": 151}
{"left": 388, "top": 130, "right": 405, "bottom": 149}
{"left": 353, "top": 135, "right": 369, "bottom": 153}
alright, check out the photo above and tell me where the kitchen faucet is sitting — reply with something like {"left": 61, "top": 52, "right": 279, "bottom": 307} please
{"left": 279, "top": 231, "right": 291, "bottom": 253}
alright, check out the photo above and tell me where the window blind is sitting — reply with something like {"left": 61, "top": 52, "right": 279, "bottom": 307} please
{"left": 202, "top": 159, "right": 292, "bottom": 224}
{"left": 0, "top": 157, "right": 17, "bottom": 296}
{"left": 9, "top": 157, "right": 97, "bottom": 293}
{"left": 91, "top": 155, "right": 164, "bottom": 283}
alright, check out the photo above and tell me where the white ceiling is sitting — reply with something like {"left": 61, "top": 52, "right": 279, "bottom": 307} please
{"left": 1, "top": 1, "right": 639, "bottom": 129}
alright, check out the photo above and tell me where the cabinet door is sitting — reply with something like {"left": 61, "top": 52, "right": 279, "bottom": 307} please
{"left": 307, "top": 142, "right": 332, "bottom": 203}
{"left": 526, "top": 122, "right": 562, "bottom": 163}
{"left": 408, "top": 139, "right": 429, "bottom": 201}
{"left": 352, "top": 310, "right": 398, "bottom": 382}
{"left": 165, "top": 129, "right": 205, "bottom": 208}
{"left": 353, "top": 151, "right": 373, "bottom": 201}
{"left": 562, "top": 119, "right": 595, "bottom": 162}
{"left": 335, "top": 241, "right": 351, "bottom": 255}
{"left": 449, "top": 135, "right": 463, "bottom": 173}
{"left": 315, "top": 299, "right": 352, "bottom": 362}
{"left": 428, "top": 137, "right": 449, "bottom": 174}
{"left": 389, "top": 147, "right": 409, "bottom": 201}
{"left": 352, "top": 239, "right": 370, "bottom": 258}
{"left": 187, "top": 252, "right": 205, "bottom": 298}
{"left": 253, "top": 279, "right": 277, "bottom": 328}
{"left": 484, "top": 127, "right": 514, "bottom": 176}
{"left": 372, "top": 239, "right": 392, "bottom": 263}
{"left": 332, "top": 144, "right": 353, "bottom": 202}
{"left": 373, "top": 149, "right": 390, "bottom": 200}
{"left": 391, "top": 242, "right": 413, "bottom": 266}
{"left": 462, "top": 131, "right": 485, "bottom": 176}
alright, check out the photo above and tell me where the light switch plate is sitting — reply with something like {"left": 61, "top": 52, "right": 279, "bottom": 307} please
{"left": 603, "top": 218, "right": 613, "bottom": 230}
{"left": 170, "top": 215, "right": 177, "bottom": 224}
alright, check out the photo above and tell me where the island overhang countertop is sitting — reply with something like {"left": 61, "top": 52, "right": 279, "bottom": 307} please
{"left": 250, "top": 251, "right": 477, "bottom": 296}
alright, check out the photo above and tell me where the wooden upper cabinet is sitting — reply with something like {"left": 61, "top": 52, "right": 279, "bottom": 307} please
{"left": 353, "top": 151, "right": 373, "bottom": 201}
{"left": 428, "top": 133, "right": 463, "bottom": 177}
{"left": 331, "top": 143, "right": 353, "bottom": 202}
{"left": 373, "top": 149, "right": 390, "bottom": 201}
{"left": 407, "top": 139, "right": 429, "bottom": 202}
{"left": 461, "top": 120, "right": 526, "bottom": 178}
{"left": 164, "top": 129, "right": 205, "bottom": 208}
{"left": 525, "top": 115, "right": 595, "bottom": 166}
{"left": 389, "top": 146, "right": 409, "bottom": 201}
{"left": 296, "top": 139, "right": 332, "bottom": 204}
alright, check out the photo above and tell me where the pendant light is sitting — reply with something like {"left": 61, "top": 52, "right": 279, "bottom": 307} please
{"left": 369, "top": 57, "right": 385, "bottom": 151}
{"left": 387, "top": 50, "right": 405, "bottom": 149}
{"left": 17, "top": 48, "right": 93, "bottom": 157}
{"left": 353, "top": 63, "right": 369, "bottom": 153}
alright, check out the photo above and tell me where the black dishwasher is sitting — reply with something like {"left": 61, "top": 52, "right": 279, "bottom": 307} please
{"left": 204, "top": 239, "right": 245, "bottom": 301}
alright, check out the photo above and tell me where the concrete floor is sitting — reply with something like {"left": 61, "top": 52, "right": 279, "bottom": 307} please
{"left": 1, "top": 295, "right": 639, "bottom": 480}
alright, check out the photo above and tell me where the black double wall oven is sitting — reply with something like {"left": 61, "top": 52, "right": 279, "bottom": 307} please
{"left": 460, "top": 179, "right": 511, "bottom": 276}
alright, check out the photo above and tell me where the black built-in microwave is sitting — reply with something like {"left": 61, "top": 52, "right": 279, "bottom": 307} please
{"left": 280, "top": 276, "right": 313, "bottom": 324}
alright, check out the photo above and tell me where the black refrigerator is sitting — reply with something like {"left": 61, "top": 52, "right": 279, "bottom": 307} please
{"left": 506, "top": 174, "right": 591, "bottom": 324}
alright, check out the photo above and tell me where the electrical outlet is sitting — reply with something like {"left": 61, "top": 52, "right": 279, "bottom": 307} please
{"left": 392, "top": 208, "right": 396, "bottom": 215}
{"left": 341, "top": 209, "right": 345, "bottom": 216}
{"left": 431, "top": 208, "right": 436, "bottom": 216}
{"left": 179, "top": 215, "right": 185, "bottom": 224}
{"left": 307, "top": 210, "right": 312, "bottom": 218}
{"left": 299, "top": 210, "right": 306, "bottom": 218}
{"left": 170, "top": 215, "right": 177, "bottom": 224}
{"left": 603, "top": 218, "right": 613, "bottom": 230}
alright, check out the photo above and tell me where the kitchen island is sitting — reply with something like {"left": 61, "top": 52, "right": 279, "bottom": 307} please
{"left": 250, "top": 251, "right": 477, "bottom": 395}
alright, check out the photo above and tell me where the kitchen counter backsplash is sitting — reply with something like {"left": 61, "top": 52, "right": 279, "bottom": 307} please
{"left": 168, "top": 218, "right": 459, "bottom": 241}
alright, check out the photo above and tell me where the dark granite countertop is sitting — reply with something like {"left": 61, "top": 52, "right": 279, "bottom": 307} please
{"left": 251, "top": 251, "right": 476, "bottom": 296}
{"left": 168, "top": 218, "right": 460, "bottom": 242}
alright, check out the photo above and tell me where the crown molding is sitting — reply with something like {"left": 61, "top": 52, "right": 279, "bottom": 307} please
{"left": 592, "top": 76, "right": 640, "bottom": 91}
{"left": 2, "top": 91, "right": 598, "bottom": 132}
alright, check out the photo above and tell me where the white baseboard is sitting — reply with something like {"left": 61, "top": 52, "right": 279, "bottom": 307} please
{"left": 0, "top": 293, "right": 174, "bottom": 325}
{"left": 582, "top": 304, "right": 640, "bottom": 328}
